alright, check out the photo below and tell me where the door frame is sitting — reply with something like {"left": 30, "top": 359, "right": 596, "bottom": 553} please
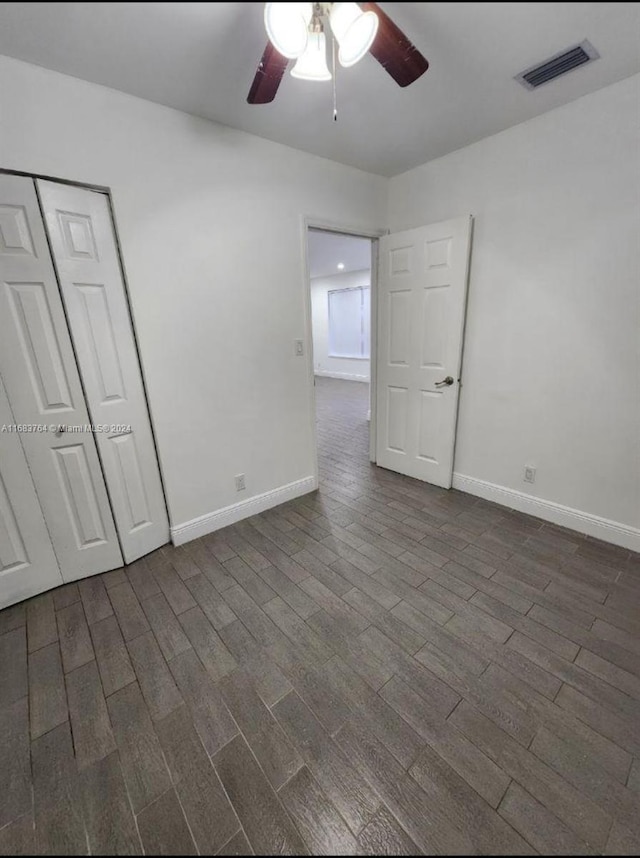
{"left": 300, "top": 216, "right": 386, "bottom": 489}
{"left": 0, "top": 167, "right": 172, "bottom": 544}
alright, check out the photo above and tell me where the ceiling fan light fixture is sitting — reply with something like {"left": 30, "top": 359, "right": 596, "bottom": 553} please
{"left": 291, "top": 31, "right": 332, "bottom": 81}
{"left": 249, "top": 2, "right": 429, "bottom": 106}
{"left": 329, "top": 2, "right": 379, "bottom": 68}
{"left": 264, "top": 2, "right": 313, "bottom": 59}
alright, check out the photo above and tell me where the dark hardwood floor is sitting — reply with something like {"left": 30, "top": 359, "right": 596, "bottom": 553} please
{"left": 1, "top": 375, "right": 639, "bottom": 855}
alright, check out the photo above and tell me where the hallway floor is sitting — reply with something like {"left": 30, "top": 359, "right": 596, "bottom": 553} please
{"left": 1, "top": 376, "right": 639, "bottom": 855}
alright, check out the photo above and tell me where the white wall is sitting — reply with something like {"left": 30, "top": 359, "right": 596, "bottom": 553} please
{"left": 311, "top": 269, "right": 371, "bottom": 381}
{"left": 0, "top": 55, "right": 386, "bottom": 534}
{"left": 388, "top": 74, "right": 640, "bottom": 543}
{"left": 2, "top": 53, "right": 637, "bottom": 550}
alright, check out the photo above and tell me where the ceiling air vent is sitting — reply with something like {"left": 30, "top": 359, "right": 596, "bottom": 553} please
{"left": 515, "top": 40, "right": 600, "bottom": 90}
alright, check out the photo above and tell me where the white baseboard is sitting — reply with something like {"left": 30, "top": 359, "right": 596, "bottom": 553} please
{"left": 171, "top": 476, "right": 317, "bottom": 546}
{"left": 453, "top": 473, "right": 640, "bottom": 553}
{"left": 315, "top": 370, "right": 370, "bottom": 383}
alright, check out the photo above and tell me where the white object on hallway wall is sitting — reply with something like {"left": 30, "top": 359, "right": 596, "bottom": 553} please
{"left": 311, "top": 268, "right": 371, "bottom": 382}
{"left": 376, "top": 216, "right": 472, "bottom": 489}
{"left": 0, "top": 174, "right": 123, "bottom": 581}
{"left": 38, "top": 180, "right": 170, "bottom": 564}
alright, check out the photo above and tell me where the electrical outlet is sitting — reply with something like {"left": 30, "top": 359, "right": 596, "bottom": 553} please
{"left": 235, "top": 473, "right": 246, "bottom": 492}
{"left": 524, "top": 466, "right": 536, "bottom": 484}
{"left": 294, "top": 339, "right": 304, "bottom": 356}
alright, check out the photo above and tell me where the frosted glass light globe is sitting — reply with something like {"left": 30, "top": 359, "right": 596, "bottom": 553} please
{"left": 291, "top": 32, "right": 332, "bottom": 82}
{"left": 330, "top": 2, "right": 379, "bottom": 68}
{"left": 264, "top": 2, "right": 313, "bottom": 59}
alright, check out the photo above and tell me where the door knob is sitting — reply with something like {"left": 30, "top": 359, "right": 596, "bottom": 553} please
{"left": 435, "top": 376, "right": 454, "bottom": 388}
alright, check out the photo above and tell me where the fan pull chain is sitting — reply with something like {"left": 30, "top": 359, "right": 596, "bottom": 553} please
{"left": 332, "top": 35, "right": 338, "bottom": 121}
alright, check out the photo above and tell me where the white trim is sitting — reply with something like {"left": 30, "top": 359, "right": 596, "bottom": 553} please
{"left": 315, "top": 370, "right": 370, "bottom": 382}
{"left": 300, "top": 216, "right": 319, "bottom": 490}
{"left": 327, "top": 355, "right": 370, "bottom": 361}
{"left": 369, "top": 237, "right": 379, "bottom": 463}
{"left": 171, "top": 476, "right": 317, "bottom": 546}
{"left": 453, "top": 473, "right": 640, "bottom": 552}
{"left": 303, "top": 216, "right": 386, "bottom": 240}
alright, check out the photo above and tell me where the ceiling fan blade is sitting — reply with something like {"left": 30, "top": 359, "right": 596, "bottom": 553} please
{"left": 247, "top": 42, "right": 289, "bottom": 104}
{"left": 360, "top": 2, "right": 429, "bottom": 88}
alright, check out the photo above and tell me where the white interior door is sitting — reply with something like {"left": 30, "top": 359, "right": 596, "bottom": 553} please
{"left": 0, "top": 174, "right": 123, "bottom": 579}
{"left": 38, "top": 180, "right": 169, "bottom": 564}
{"left": 376, "top": 216, "right": 472, "bottom": 488}
{"left": 0, "top": 373, "right": 63, "bottom": 608}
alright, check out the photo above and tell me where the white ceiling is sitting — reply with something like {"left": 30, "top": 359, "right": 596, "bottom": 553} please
{"left": 308, "top": 230, "right": 371, "bottom": 279}
{"left": 0, "top": 3, "right": 638, "bottom": 176}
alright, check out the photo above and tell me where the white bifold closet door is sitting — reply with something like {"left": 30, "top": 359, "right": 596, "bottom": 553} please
{"left": 38, "top": 180, "right": 169, "bottom": 564}
{"left": 0, "top": 372, "right": 63, "bottom": 603}
{"left": 0, "top": 174, "right": 169, "bottom": 608}
{"left": 0, "top": 174, "right": 123, "bottom": 582}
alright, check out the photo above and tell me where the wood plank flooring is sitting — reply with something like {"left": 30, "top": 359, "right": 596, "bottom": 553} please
{"left": 1, "top": 375, "right": 639, "bottom": 855}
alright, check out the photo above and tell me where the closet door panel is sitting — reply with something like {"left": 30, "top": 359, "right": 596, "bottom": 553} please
{"left": 0, "top": 375, "right": 63, "bottom": 608}
{"left": 38, "top": 181, "right": 169, "bottom": 563}
{"left": 0, "top": 174, "right": 123, "bottom": 582}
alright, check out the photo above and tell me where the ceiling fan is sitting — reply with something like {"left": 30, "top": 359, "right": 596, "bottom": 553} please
{"left": 247, "top": 2, "right": 429, "bottom": 105}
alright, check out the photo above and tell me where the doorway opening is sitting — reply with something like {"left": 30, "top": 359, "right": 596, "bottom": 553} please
{"left": 306, "top": 228, "right": 376, "bottom": 487}
{"left": 305, "top": 216, "right": 472, "bottom": 496}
